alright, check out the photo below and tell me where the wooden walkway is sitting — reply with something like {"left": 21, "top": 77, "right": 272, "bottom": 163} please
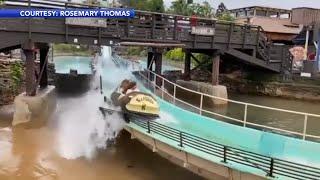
{"left": 0, "top": 0, "right": 293, "bottom": 72}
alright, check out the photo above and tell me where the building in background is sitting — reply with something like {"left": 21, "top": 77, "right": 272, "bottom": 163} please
{"left": 228, "top": 6, "right": 303, "bottom": 43}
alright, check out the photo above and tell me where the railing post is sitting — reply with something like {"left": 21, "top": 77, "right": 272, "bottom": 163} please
{"left": 161, "top": 78, "right": 164, "bottom": 99}
{"left": 179, "top": 132, "right": 183, "bottom": 147}
{"left": 303, "top": 114, "right": 308, "bottom": 140}
{"left": 147, "top": 70, "right": 150, "bottom": 89}
{"left": 255, "top": 26, "right": 261, "bottom": 57}
{"left": 173, "top": 85, "right": 176, "bottom": 104}
{"left": 268, "top": 158, "right": 274, "bottom": 177}
{"left": 223, "top": 146, "right": 227, "bottom": 163}
{"left": 147, "top": 121, "right": 151, "bottom": 133}
{"left": 211, "top": 21, "right": 216, "bottom": 48}
{"left": 126, "top": 19, "right": 130, "bottom": 38}
{"left": 173, "top": 16, "right": 178, "bottom": 40}
{"left": 199, "top": 94, "right": 203, "bottom": 115}
{"left": 153, "top": 73, "right": 156, "bottom": 93}
{"left": 100, "top": 75, "right": 103, "bottom": 94}
{"left": 243, "top": 104, "right": 248, "bottom": 127}
{"left": 242, "top": 24, "right": 247, "bottom": 48}
{"left": 227, "top": 23, "right": 234, "bottom": 49}
{"left": 151, "top": 14, "right": 156, "bottom": 39}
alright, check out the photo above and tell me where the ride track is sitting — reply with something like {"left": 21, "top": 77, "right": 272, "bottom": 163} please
{"left": 53, "top": 52, "right": 320, "bottom": 179}
{"left": 112, "top": 57, "right": 320, "bottom": 180}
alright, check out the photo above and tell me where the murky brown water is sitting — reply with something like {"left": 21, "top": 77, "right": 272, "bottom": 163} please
{"left": 0, "top": 92, "right": 202, "bottom": 180}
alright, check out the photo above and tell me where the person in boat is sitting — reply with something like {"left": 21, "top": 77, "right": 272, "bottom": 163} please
{"left": 125, "top": 81, "right": 140, "bottom": 94}
{"left": 110, "top": 79, "right": 132, "bottom": 106}
{"left": 119, "top": 79, "right": 130, "bottom": 94}
{"left": 117, "top": 80, "right": 139, "bottom": 104}
{"left": 101, "top": 79, "right": 159, "bottom": 123}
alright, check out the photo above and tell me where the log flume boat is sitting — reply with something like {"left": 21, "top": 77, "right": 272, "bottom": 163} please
{"left": 99, "top": 82, "right": 160, "bottom": 123}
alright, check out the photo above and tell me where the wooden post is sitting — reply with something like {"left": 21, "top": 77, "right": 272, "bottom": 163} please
{"left": 151, "top": 14, "right": 156, "bottom": 39}
{"left": 173, "top": 16, "right": 178, "bottom": 40}
{"left": 242, "top": 24, "right": 247, "bottom": 48}
{"left": 304, "top": 28, "right": 310, "bottom": 60}
{"left": 227, "top": 23, "right": 234, "bottom": 49}
{"left": 154, "top": 49, "right": 162, "bottom": 87}
{"left": 212, "top": 52, "right": 220, "bottom": 86}
{"left": 22, "top": 41, "right": 36, "bottom": 96}
{"left": 211, "top": 21, "right": 216, "bottom": 48}
{"left": 39, "top": 45, "right": 49, "bottom": 88}
{"left": 184, "top": 49, "right": 191, "bottom": 80}
{"left": 254, "top": 26, "right": 261, "bottom": 57}
{"left": 147, "top": 51, "right": 153, "bottom": 71}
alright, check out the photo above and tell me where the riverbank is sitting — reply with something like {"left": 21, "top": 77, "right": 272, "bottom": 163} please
{"left": 52, "top": 44, "right": 95, "bottom": 58}
{"left": 121, "top": 55, "right": 185, "bottom": 70}
{"left": 221, "top": 75, "right": 320, "bottom": 102}
{"left": 0, "top": 57, "right": 55, "bottom": 106}
{"left": 121, "top": 54, "right": 320, "bottom": 102}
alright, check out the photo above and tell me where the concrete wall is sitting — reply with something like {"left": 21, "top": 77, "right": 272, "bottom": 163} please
{"left": 12, "top": 86, "right": 56, "bottom": 127}
{"left": 176, "top": 80, "right": 228, "bottom": 105}
{"left": 125, "top": 126, "right": 265, "bottom": 180}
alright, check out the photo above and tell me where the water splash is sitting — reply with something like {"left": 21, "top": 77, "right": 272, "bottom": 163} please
{"left": 55, "top": 46, "right": 130, "bottom": 160}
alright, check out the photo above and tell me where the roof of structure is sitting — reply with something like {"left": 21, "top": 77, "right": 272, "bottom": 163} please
{"left": 236, "top": 17, "right": 303, "bottom": 34}
{"left": 229, "top": 6, "right": 291, "bottom": 13}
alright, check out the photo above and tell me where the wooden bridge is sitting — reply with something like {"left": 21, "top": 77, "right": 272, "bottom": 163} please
{"left": 0, "top": 0, "right": 293, "bottom": 95}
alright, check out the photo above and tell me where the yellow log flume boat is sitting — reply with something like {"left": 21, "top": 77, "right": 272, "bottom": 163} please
{"left": 99, "top": 80, "right": 160, "bottom": 122}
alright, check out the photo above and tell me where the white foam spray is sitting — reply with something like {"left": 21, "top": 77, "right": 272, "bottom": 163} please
{"left": 55, "top": 46, "right": 131, "bottom": 160}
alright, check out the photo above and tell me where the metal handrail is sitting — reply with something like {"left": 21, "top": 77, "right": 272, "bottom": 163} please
{"left": 131, "top": 118, "right": 320, "bottom": 179}
{"left": 135, "top": 67, "right": 320, "bottom": 141}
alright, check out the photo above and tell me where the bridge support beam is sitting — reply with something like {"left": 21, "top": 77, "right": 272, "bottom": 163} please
{"left": 147, "top": 51, "right": 154, "bottom": 71}
{"left": 22, "top": 41, "right": 36, "bottom": 96}
{"left": 154, "top": 48, "right": 163, "bottom": 87}
{"left": 39, "top": 44, "right": 49, "bottom": 88}
{"left": 184, "top": 49, "right": 191, "bottom": 80}
{"left": 212, "top": 52, "right": 220, "bottom": 86}
{"left": 147, "top": 48, "right": 163, "bottom": 87}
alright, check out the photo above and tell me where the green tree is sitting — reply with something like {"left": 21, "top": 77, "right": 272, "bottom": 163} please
{"left": 216, "top": 2, "right": 227, "bottom": 16}
{"left": 216, "top": 2, "right": 235, "bottom": 22}
{"left": 146, "top": 0, "right": 165, "bottom": 13}
{"left": 165, "top": 48, "right": 184, "bottom": 61}
{"left": 10, "top": 63, "right": 23, "bottom": 93}
{"left": 217, "top": 12, "right": 235, "bottom": 21}
{"left": 118, "top": 0, "right": 164, "bottom": 12}
{"left": 188, "top": 1, "right": 214, "bottom": 18}
{"left": 168, "top": 0, "right": 214, "bottom": 18}
{"left": 168, "top": 0, "right": 191, "bottom": 16}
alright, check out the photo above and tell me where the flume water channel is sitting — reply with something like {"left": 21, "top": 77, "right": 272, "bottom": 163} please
{"left": 0, "top": 47, "right": 202, "bottom": 180}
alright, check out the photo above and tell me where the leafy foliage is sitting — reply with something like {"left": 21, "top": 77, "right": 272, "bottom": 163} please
{"left": 127, "top": 47, "right": 146, "bottom": 56}
{"left": 168, "top": 0, "right": 214, "bottom": 17}
{"left": 188, "top": 1, "right": 214, "bottom": 18}
{"left": 119, "top": 0, "right": 165, "bottom": 12}
{"left": 217, "top": 12, "right": 235, "bottom": 22}
{"left": 168, "top": 0, "right": 191, "bottom": 16}
{"left": 165, "top": 48, "right": 185, "bottom": 61}
{"left": 216, "top": 2, "right": 227, "bottom": 16}
{"left": 53, "top": 44, "right": 92, "bottom": 56}
{"left": 215, "top": 2, "right": 235, "bottom": 22}
{"left": 10, "top": 63, "right": 23, "bottom": 93}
